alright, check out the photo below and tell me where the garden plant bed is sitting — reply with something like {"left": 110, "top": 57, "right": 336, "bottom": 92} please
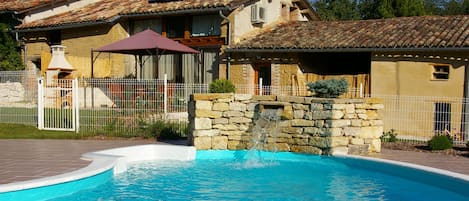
{"left": 382, "top": 141, "right": 469, "bottom": 157}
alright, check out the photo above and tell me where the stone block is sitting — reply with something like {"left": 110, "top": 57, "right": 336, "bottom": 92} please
{"left": 360, "top": 126, "right": 383, "bottom": 138}
{"left": 322, "top": 128, "right": 342, "bottom": 137}
{"left": 332, "top": 104, "right": 347, "bottom": 110}
{"left": 293, "top": 103, "right": 307, "bottom": 110}
{"left": 234, "top": 94, "right": 252, "bottom": 101}
{"left": 275, "top": 143, "right": 290, "bottom": 151}
{"left": 310, "top": 103, "right": 323, "bottom": 111}
{"left": 194, "top": 118, "right": 211, "bottom": 130}
{"left": 369, "top": 139, "right": 381, "bottom": 152}
{"left": 294, "top": 110, "right": 305, "bottom": 119}
{"left": 212, "top": 118, "right": 229, "bottom": 124}
{"left": 330, "top": 136, "right": 349, "bottom": 147}
{"left": 291, "top": 145, "right": 322, "bottom": 154}
{"left": 366, "top": 110, "right": 379, "bottom": 119}
{"left": 370, "top": 120, "right": 384, "bottom": 126}
{"left": 195, "top": 110, "right": 222, "bottom": 118}
{"left": 345, "top": 104, "right": 355, "bottom": 114}
{"left": 230, "top": 117, "right": 252, "bottom": 123}
{"left": 192, "top": 129, "right": 220, "bottom": 137}
{"left": 195, "top": 100, "right": 212, "bottom": 110}
{"left": 228, "top": 140, "right": 247, "bottom": 150}
{"left": 213, "top": 102, "right": 229, "bottom": 111}
{"left": 291, "top": 137, "right": 309, "bottom": 145}
{"left": 223, "top": 111, "right": 244, "bottom": 117}
{"left": 244, "top": 111, "right": 254, "bottom": 118}
{"left": 355, "top": 103, "right": 369, "bottom": 109}
{"left": 304, "top": 127, "right": 319, "bottom": 135}
{"left": 193, "top": 93, "right": 232, "bottom": 101}
{"left": 277, "top": 95, "right": 305, "bottom": 103}
{"left": 370, "top": 104, "right": 384, "bottom": 110}
{"left": 221, "top": 130, "right": 245, "bottom": 136}
{"left": 193, "top": 136, "right": 212, "bottom": 149}
{"left": 348, "top": 144, "right": 369, "bottom": 155}
{"left": 238, "top": 124, "right": 250, "bottom": 131}
{"left": 246, "top": 103, "right": 258, "bottom": 111}
{"left": 350, "top": 137, "right": 364, "bottom": 145}
{"left": 351, "top": 120, "right": 362, "bottom": 127}
{"left": 312, "top": 110, "right": 332, "bottom": 119}
{"left": 212, "top": 136, "right": 228, "bottom": 149}
{"left": 304, "top": 112, "right": 313, "bottom": 120}
{"left": 291, "top": 119, "right": 314, "bottom": 127}
{"left": 343, "top": 127, "right": 361, "bottom": 136}
{"left": 230, "top": 102, "right": 247, "bottom": 111}
{"left": 331, "top": 110, "right": 344, "bottom": 119}
{"left": 365, "top": 98, "right": 383, "bottom": 104}
{"left": 315, "top": 120, "right": 324, "bottom": 127}
{"left": 282, "top": 127, "right": 303, "bottom": 134}
{"left": 252, "top": 95, "right": 276, "bottom": 101}
{"left": 309, "top": 137, "right": 329, "bottom": 148}
{"left": 326, "top": 119, "right": 351, "bottom": 128}
{"left": 280, "top": 109, "right": 294, "bottom": 120}
{"left": 212, "top": 124, "right": 238, "bottom": 131}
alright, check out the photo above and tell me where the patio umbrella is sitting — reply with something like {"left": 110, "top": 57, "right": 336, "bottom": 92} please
{"left": 92, "top": 29, "right": 199, "bottom": 78}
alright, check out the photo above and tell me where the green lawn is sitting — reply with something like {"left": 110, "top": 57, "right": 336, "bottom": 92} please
{"left": 0, "top": 123, "right": 87, "bottom": 139}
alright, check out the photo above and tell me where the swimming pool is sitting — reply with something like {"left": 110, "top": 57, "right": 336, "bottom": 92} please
{"left": 1, "top": 147, "right": 468, "bottom": 201}
{"left": 36, "top": 151, "right": 469, "bottom": 200}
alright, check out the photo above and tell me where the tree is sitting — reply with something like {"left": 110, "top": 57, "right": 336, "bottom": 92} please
{"left": 312, "top": 0, "right": 361, "bottom": 20}
{"left": 0, "top": 23, "right": 23, "bottom": 71}
{"left": 359, "top": 0, "right": 427, "bottom": 19}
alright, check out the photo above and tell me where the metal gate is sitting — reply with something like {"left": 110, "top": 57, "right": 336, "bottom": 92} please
{"left": 37, "top": 78, "right": 79, "bottom": 132}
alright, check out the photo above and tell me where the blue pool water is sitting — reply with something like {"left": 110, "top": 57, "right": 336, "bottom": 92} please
{"left": 44, "top": 150, "right": 468, "bottom": 201}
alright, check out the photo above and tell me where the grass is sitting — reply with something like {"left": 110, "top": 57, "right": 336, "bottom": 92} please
{"left": 0, "top": 123, "right": 87, "bottom": 139}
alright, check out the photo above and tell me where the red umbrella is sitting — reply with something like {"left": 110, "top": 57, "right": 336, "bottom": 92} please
{"left": 92, "top": 29, "right": 199, "bottom": 78}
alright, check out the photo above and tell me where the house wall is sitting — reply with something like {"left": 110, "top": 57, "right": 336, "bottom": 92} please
{"left": 231, "top": 0, "right": 308, "bottom": 43}
{"left": 24, "top": 23, "right": 131, "bottom": 78}
{"left": 370, "top": 52, "right": 467, "bottom": 139}
{"left": 23, "top": 0, "right": 96, "bottom": 23}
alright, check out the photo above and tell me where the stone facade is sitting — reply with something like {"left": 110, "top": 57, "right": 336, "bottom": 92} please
{"left": 189, "top": 93, "right": 384, "bottom": 155}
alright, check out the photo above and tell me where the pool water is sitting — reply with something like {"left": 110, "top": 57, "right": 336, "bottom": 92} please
{"left": 48, "top": 150, "right": 468, "bottom": 201}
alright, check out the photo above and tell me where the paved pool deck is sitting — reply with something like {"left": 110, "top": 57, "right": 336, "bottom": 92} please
{"left": 0, "top": 139, "right": 468, "bottom": 185}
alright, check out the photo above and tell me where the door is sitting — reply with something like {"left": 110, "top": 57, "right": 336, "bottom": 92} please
{"left": 254, "top": 63, "right": 271, "bottom": 95}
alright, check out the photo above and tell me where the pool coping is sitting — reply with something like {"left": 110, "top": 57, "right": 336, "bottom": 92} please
{"left": 0, "top": 146, "right": 468, "bottom": 194}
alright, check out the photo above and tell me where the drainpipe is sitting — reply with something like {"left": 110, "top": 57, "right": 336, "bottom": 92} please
{"left": 464, "top": 61, "right": 469, "bottom": 140}
{"left": 219, "top": 10, "right": 231, "bottom": 80}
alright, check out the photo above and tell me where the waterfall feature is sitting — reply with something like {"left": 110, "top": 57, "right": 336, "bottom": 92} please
{"left": 243, "top": 106, "right": 282, "bottom": 167}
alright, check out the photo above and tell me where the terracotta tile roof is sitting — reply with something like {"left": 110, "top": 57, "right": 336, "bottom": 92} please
{"left": 230, "top": 15, "right": 469, "bottom": 51}
{"left": 16, "top": 0, "right": 244, "bottom": 30}
{"left": 0, "top": 0, "right": 54, "bottom": 12}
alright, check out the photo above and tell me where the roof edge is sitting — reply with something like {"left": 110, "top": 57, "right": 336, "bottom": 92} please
{"left": 226, "top": 47, "right": 469, "bottom": 53}
{"left": 16, "top": 6, "right": 232, "bottom": 32}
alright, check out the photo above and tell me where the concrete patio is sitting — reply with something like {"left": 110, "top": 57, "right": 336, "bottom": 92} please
{"left": 0, "top": 139, "right": 468, "bottom": 185}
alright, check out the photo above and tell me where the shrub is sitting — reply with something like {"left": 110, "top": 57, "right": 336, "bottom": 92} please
{"left": 139, "top": 119, "right": 186, "bottom": 140}
{"left": 209, "top": 79, "right": 236, "bottom": 93}
{"left": 306, "top": 78, "right": 348, "bottom": 98}
{"left": 381, "top": 129, "right": 398, "bottom": 142}
{"left": 428, "top": 135, "right": 452, "bottom": 150}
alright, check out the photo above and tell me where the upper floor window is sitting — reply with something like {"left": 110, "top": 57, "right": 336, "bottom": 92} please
{"left": 133, "top": 19, "right": 162, "bottom": 34}
{"left": 432, "top": 65, "right": 450, "bottom": 80}
{"left": 48, "top": 30, "right": 61, "bottom": 45}
{"left": 191, "top": 15, "right": 221, "bottom": 37}
{"left": 166, "top": 16, "right": 185, "bottom": 38}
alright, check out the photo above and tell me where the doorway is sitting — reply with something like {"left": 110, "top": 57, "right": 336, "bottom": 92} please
{"left": 254, "top": 63, "right": 271, "bottom": 95}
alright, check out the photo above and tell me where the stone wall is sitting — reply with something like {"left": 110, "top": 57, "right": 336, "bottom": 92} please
{"left": 0, "top": 82, "right": 25, "bottom": 103}
{"left": 188, "top": 93, "right": 384, "bottom": 155}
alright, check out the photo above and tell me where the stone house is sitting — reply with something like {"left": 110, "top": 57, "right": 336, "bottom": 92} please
{"left": 226, "top": 15, "right": 469, "bottom": 140}
{"left": 6, "top": 0, "right": 317, "bottom": 83}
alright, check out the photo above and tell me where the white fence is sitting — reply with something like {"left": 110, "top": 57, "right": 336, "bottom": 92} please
{"left": 0, "top": 71, "right": 468, "bottom": 144}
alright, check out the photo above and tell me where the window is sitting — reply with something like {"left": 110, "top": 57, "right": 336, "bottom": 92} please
{"left": 132, "top": 19, "right": 162, "bottom": 34}
{"left": 191, "top": 15, "right": 221, "bottom": 37}
{"left": 432, "top": 65, "right": 449, "bottom": 80}
{"left": 166, "top": 17, "right": 185, "bottom": 38}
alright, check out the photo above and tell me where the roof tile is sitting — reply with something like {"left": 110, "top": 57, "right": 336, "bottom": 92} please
{"left": 17, "top": 0, "right": 238, "bottom": 29}
{"left": 232, "top": 15, "right": 469, "bottom": 50}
